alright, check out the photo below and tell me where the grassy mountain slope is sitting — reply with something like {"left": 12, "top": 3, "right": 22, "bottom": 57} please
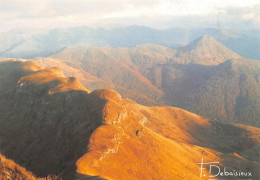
{"left": 0, "top": 60, "right": 259, "bottom": 179}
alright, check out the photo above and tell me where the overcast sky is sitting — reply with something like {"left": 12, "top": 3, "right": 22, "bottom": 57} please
{"left": 0, "top": 0, "right": 259, "bottom": 32}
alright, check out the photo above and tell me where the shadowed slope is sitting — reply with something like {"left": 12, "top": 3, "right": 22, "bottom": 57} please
{"left": 0, "top": 60, "right": 104, "bottom": 179}
{"left": 160, "top": 58, "right": 260, "bottom": 127}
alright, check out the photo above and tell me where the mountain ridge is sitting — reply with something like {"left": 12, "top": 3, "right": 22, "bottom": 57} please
{"left": 25, "top": 35, "right": 260, "bottom": 127}
{"left": 0, "top": 26, "right": 259, "bottom": 59}
{"left": 0, "top": 60, "right": 259, "bottom": 179}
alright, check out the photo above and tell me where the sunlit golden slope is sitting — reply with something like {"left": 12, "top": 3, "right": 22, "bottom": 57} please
{"left": 0, "top": 60, "right": 259, "bottom": 180}
{"left": 77, "top": 90, "right": 260, "bottom": 180}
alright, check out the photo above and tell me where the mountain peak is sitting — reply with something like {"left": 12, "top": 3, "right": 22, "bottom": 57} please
{"left": 197, "top": 34, "right": 220, "bottom": 46}
{"left": 177, "top": 34, "right": 241, "bottom": 65}
{"left": 183, "top": 34, "right": 220, "bottom": 51}
{"left": 200, "top": 34, "right": 213, "bottom": 40}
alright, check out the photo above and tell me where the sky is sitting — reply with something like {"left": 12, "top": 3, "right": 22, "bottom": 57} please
{"left": 0, "top": 0, "right": 259, "bottom": 32}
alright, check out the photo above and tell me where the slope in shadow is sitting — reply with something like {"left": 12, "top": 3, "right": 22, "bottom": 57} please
{"left": 0, "top": 60, "right": 107, "bottom": 179}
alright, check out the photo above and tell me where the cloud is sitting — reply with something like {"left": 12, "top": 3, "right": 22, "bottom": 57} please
{"left": 0, "top": 0, "right": 259, "bottom": 31}
{"left": 242, "top": 13, "right": 255, "bottom": 20}
{"left": 214, "top": 5, "right": 260, "bottom": 29}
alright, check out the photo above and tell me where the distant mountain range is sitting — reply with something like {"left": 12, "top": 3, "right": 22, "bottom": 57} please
{"left": 0, "top": 26, "right": 259, "bottom": 59}
{"left": 15, "top": 35, "right": 258, "bottom": 127}
{"left": 0, "top": 60, "right": 259, "bottom": 179}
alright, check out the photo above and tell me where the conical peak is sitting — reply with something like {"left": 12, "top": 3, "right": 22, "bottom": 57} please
{"left": 192, "top": 34, "right": 217, "bottom": 47}
{"left": 200, "top": 34, "right": 213, "bottom": 40}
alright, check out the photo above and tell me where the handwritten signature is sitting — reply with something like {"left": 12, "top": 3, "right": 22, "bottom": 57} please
{"left": 197, "top": 158, "right": 252, "bottom": 179}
